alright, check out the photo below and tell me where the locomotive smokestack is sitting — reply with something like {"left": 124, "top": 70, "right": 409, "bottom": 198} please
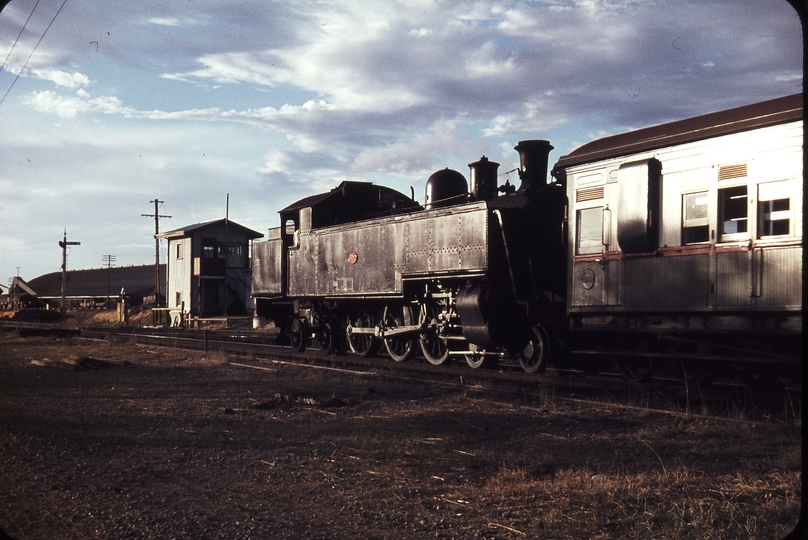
{"left": 514, "top": 140, "right": 553, "bottom": 191}
{"left": 468, "top": 156, "right": 500, "bottom": 201}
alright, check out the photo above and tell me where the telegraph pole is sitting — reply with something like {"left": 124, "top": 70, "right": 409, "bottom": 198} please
{"left": 142, "top": 200, "right": 171, "bottom": 323}
{"left": 103, "top": 254, "right": 116, "bottom": 307}
{"left": 59, "top": 230, "right": 80, "bottom": 318}
{"left": 224, "top": 193, "right": 229, "bottom": 316}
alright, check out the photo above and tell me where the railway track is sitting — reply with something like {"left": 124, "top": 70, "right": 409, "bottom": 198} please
{"left": 2, "top": 321, "right": 786, "bottom": 424}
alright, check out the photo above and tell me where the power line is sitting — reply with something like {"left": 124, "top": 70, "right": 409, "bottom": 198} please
{"left": 2, "top": 204, "right": 153, "bottom": 251}
{"left": 0, "top": 0, "right": 42, "bottom": 73}
{"left": 0, "top": 0, "right": 69, "bottom": 108}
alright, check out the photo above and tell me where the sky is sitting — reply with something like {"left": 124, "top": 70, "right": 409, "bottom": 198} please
{"left": 0, "top": 0, "right": 803, "bottom": 283}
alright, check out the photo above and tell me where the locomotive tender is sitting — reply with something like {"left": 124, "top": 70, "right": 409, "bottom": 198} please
{"left": 252, "top": 93, "right": 802, "bottom": 381}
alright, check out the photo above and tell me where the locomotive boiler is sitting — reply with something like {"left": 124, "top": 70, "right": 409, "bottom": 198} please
{"left": 252, "top": 140, "right": 567, "bottom": 372}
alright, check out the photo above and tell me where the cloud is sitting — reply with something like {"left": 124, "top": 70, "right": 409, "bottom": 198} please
{"left": 163, "top": 51, "right": 286, "bottom": 86}
{"left": 16, "top": 0, "right": 800, "bottom": 191}
{"left": 20, "top": 1, "right": 803, "bottom": 134}
{"left": 148, "top": 17, "right": 183, "bottom": 27}
{"left": 158, "top": 1, "right": 796, "bottom": 129}
{"left": 22, "top": 90, "right": 135, "bottom": 118}
{"left": 31, "top": 69, "right": 91, "bottom": 89}
{"left": 464, "top": 42, "right": 517, "bottom": 78}
{"left": 1, "top": 0, "right": 802, "bottom": 285}
{"left": 256, "top": 148, "right": 294, "bottom": 175}
{"left": 350, "top": 119, "right": 471, "bottom": 176}
{"left": 147, "top": 16, "right": 210, "bottom": 27}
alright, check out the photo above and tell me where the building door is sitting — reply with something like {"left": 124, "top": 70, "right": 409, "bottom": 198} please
{"left": 202, "top": 280, "right": 221, "bottom": 314}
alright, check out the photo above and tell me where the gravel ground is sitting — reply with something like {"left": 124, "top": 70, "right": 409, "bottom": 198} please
{"left": 0, "top": 331, "right": 801, "bottom": 539}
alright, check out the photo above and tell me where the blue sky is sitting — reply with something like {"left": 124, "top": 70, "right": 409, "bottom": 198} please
{"left": 0, "top": 0, "right": 802, "bottom": 283}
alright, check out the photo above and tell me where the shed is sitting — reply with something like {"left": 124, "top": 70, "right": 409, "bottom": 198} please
{"left": 0, "top": 276, "right": 40, "bottom": 309}
{"left": 26, "top": 264, "right": 166, "bottom": 309}
{"left": 157, "top": 218, "right": 263, "bottom": 320}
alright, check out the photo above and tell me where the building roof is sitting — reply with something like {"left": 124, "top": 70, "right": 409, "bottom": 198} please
{"left": 6, "top": 276, "right": 37, "bottom": 298}
{"left": 157, "top": 218, "right": 263, "bottom": 240}
{"left": 553, "top": 93, "right": 803, "bottom": 171}
{"left": 27, "top": 264, "right": 166, "bottom": 300}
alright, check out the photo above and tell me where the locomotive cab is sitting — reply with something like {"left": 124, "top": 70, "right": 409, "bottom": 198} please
{"left": 252, "top": 182, "right": 421, "bottom": 318}
{"left": 279, "top": 181, "right": 421, "bottom": 233}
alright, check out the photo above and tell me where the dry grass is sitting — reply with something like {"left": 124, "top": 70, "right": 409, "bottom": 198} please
{"left": 63, "top": 308, "right": 155, "bottom": 327}
{"left": 0, "top": 333, "right": 800, "bottom": 539}
{"left": 198, "top": 353, "right": 234, "bottom": 366}
{"left": 463, "top": 463, "right": 798, "bottom": 539}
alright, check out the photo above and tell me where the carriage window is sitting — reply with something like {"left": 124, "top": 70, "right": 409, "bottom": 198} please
{"left": 682, "top": 191, "right": 709, "bottom": 244}
{"left": 758, "top": 181, "right": 791, "bottom": 237}
{"left": 718, "top": 186, "right": 748, "bottom": 240}
{"left": 576, "top": 207, "right": 603, "bottom": 254}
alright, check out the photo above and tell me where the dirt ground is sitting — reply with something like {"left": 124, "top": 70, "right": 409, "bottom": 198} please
{"left": 0, "top": 330, "right": 801, "bottom": 539}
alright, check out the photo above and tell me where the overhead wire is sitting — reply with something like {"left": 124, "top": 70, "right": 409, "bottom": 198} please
{"left": 1, "top": 203, "right": 155, "bottom": 252}
{"left": 0, "top": 0, "right": 172, "bottom": 274}
{"left": 0, "top": 0, "right": 69, "bottom": 108}
{"left": 0, "top": 0, "right": 41, "bottom": 73}
{"left": 70, "top": 208, "right": 148, "bottom": 237}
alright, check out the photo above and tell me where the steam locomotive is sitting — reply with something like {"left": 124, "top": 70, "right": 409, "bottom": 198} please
{"left": 252, "top": 94, "right": 802, "bottom": 384}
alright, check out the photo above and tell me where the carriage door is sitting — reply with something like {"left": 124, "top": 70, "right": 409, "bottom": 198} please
{"left": 714, "top": 168, "right": 752, "bottom": 308}
{"left": 571, "top": 184, "right": 617, "bottom": 307}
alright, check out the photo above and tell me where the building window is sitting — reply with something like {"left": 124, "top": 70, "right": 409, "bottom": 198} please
{"left": 757, "top": 181, "right": 792, "bottom": 238}
{"left": 576, "top": 207, "right": 602, "bottom": 255}
{"left": 175, "top": 291, "right": 182, "bottom": 307}
{"left": 718, "top": 185, "right": 748, "bottom": 240}
{"left": 218, "top": 243, "right": 246, "bottom": 267}
{"left": 682, "top": 191, "right": 709, "bottom": 244}
{"left": 176, "top": 243, "right": 183, "bottom": 260}
{"left": 201, "top": 238, "right": 216, "bottom": 258}
{"left": 217, "top": 244, "right": 241, "bottom": 258}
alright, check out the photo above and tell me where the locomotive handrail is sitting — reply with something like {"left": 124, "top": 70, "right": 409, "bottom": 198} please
{"left": 492, "top": 209, "right": 519, "bottom": 301}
